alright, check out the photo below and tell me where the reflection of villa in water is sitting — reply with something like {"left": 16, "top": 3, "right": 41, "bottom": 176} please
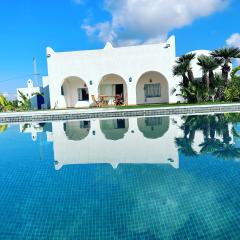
{"left": 19, "top": 123, "right": 52, "bottom": 141}
{"left": 46, "top": 116, "right": 180, "bottom": 170}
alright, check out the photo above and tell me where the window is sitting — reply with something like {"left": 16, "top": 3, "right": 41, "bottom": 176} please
{"left": 78, "top": 88, "right": 89, "bottom": 101}
{"left": 145, "top": 117, "right": 162, "bottom": 127}
{"left": 80, "top": 121, "right": 90, "bottom": 129}
{"left": 144, "top": 83, "right": 161, "bottom": 98}
{"left": 114, "top": 119, "right": 126, "bottom": 129}
{"left": 61, "top": 86, "right": 64, "bottom": 96}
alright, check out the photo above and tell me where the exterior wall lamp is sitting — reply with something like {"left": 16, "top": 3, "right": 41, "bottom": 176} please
{"left": 89, "top": 80, "right": 93, "bottom": 85}
{"left": 129, "top": 77, "right": 132, "bottom": 82}
{"left": 164, "top": 44, "right": 170, "bottom": 48}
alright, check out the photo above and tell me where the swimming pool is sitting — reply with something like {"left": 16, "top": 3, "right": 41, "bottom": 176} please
{"left": 0, "top": 113, "right": 239, "bottom": 239}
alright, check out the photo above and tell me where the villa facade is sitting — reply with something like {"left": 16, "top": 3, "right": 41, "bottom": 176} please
{"left": 41, "top": 36, "right": 212, "bottom": 109}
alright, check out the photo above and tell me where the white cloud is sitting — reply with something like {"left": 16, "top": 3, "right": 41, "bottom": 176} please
{"left": 226, "top": 33, "right": 240, "bottom": 47}
{"left": 82, "top": 0, "right": 229, "bottom": 46}
{"left": 226, "top": 33, "right": 240, "bottom": 65}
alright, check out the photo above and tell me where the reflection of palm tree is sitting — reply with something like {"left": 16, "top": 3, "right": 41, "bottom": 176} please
{"left": 175, "top": 113, "right": 240, "bottom": 161}
{"left": 199, "top": 138, "right": 222, "bottom": 154}
{"left": 175, "top": 137, "right": 197, "bottom": 157}
{"left": 0, "top": 124, "right": 8, "bottom": 133}
{"left": 22, "top": 123, "right": 31, "bottom": 133}
{"left": 213, "top": 143, "right": 240, "bottom": 160}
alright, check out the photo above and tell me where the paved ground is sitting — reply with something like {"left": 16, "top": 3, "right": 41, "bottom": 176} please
{"left": 0, "top": 103, "right": 240, "bottom": 123}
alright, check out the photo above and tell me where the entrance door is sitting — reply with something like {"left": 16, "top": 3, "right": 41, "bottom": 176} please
{"left": 37, "top": 95, "right": 44, "bottom": 110}
{"left": 115, "top": 84, "right": 124, "bottom": 99}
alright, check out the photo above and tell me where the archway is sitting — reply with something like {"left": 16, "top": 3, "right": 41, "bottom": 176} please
{"left": 98, "top": 74, "right": 128, "bottom": 105}
{"left": 137, "top": 116, "right": 169, "bottom": 139}
{"left": 64, "top": 120, "right": 91, "bottom": 141}
{"left": 136, "top": 71, "right": 169, "bottom": 104}
{"left": 100, "top": 119, "right": 129, "bottom": 140}
{"left": 62, "top": 76, "right": 89, "bottom": 108}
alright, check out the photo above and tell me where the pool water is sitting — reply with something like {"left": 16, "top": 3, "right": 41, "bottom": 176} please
{"left": 0, "top": 113, "right": 240, "bottom": 239}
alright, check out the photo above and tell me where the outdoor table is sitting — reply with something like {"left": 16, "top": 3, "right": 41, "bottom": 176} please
{"left": 99, "top": 95, "right": 116, "bottom": 105}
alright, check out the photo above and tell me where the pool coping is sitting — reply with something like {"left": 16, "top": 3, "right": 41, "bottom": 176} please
{"left": 1, "top": 103, "right": 240, "bottom": 123}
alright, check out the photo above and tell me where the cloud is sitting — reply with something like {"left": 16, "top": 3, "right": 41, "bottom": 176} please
{"left": 226, "top": 33, "right": 240, "bottom": 47}
{"left": 82, "top": 0, "right": 229, "bottom": 46}
{"left": 226, "top": 33, "right": 240, "bottom": 65}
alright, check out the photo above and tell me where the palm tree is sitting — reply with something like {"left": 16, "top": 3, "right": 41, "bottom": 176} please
{"left": 176, "top": 53, "right": 196, "bottom": 82}
{"left": 0, "top": 95, "right": 13, "bottom": 112}
{"left": 211, "top": 47, "right": 240, "bottom": 84}
{"left": 18, "top": 91, "right": 31, "bottom": 111}
{"left": 197, "top": 55, "right": 222, "bottom": 90}
{"left": 230, "top": 66, "right": 240, "bottom": 78}
{"left": 197, "top": 55, "right": 209, "bottom": 89}
{"left": 173, "top": 63, "right": 189, "bottom": 88}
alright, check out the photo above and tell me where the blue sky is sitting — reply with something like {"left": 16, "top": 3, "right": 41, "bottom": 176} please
{"left": 0, "top": 0, "right": 239, "bottom": 98}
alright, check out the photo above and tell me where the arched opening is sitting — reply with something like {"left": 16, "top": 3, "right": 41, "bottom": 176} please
{"left": 37, "top": 94, "right": 44, "bottom": 110}
{"left": 136, "top": 71, "right": 169, "bottom": 104}
{"left": 62, "top": 76, "right": 89, "bottom": 108}
{"left": 137, "top": 116, "right": 169, "bottom": 139}
{"left": 98, "top": 74, "right": 128, "bottom": 105}
{"left": 100, "top": 119, "right": 129, "bottom": 140}
{"left": 64, "top": 121, "right": 91, "bottom": 141}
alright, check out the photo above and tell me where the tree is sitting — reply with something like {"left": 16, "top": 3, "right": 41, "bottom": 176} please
{"left": 230, "top": 66, "right": 240, "bottom": 78}
{"left": 197, "top": 55, "right": 222, "bottom": 91}
{"left": 0, "top": 95, "right": 13, "bottom": 112}
{"left": 211, "top": 47, "right": 240, "bottom": 84}
{"left": 176, "top": 53, "right": 196, "bottom": 82}
{"left": 173, "top": 63, "right": 189, "bottom": 88}
{"left": 224, "top": 66, "right": 240, "bottom": 102}
{"left": 18, "top": 91, "right": 31, "bottom": 111}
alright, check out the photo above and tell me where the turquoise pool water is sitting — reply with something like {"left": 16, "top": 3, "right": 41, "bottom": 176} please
{"left": 0, "top": 113, "right": 240, "bottom": 239}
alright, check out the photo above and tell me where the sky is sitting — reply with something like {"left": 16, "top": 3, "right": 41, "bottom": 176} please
{"left": 0, "top": 0, "right": 239, "bottom": 99}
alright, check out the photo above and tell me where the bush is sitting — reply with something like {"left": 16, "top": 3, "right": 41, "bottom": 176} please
{"left": 224, "top": 67, "right": 240, "bottom": 102}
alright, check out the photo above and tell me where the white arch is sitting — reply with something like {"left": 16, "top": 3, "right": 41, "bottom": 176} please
{"left": 136, "top": 71, "right": 169, "bottom": 104}
{"left": 62, "top": 76, "right": 89, "bottom": 108}
{"left": 98, "top": 73, "right": 128, "bottom": 105}
{"left": 64, "top": 120, "right": 91, "bottom": 141}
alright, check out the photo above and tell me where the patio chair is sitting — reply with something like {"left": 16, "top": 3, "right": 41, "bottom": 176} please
{"left": 114, "top": 95, "right": 124, "bottom": 106}
{"left": 91, "top": 95, "right": 102, "bottom": 107}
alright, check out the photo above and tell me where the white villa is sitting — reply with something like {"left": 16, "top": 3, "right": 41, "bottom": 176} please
{"left": 17, "top": 79, "right": 43, "bottom": 109}
{"left": 43, "top": 36, "right": 210, "bottom": 109}
{"left": 17, "top": 79, "right": 50, "bottom": 110}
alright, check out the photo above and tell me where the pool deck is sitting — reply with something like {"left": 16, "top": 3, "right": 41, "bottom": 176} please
{"left": 1, "top": 103, "right": 240, "bottom": 123}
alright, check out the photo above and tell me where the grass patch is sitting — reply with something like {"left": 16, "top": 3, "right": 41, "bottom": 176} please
{"left": 115, "top": 101, "right": 234, "bottom": 110}
{"left": 1, "top": 101, "right": 238, "bottom": 113}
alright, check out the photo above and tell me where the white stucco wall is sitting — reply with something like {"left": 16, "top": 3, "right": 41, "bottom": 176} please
{"left": 46, "top": 36, "right": 180, "bottom": 109}
{"left": 42, "top": 76, "right": 50, "bottom": 109}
